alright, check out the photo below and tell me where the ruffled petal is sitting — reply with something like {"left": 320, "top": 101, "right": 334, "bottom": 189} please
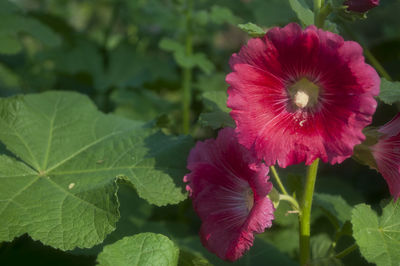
{"left": 226, "top": 23, "right": 379, "bottom": 167}
{"left": 184, "top": 128, "right": 275, "bottom": 261}
{"left": 372, "top": 113, "right": 400, "bottom": 200}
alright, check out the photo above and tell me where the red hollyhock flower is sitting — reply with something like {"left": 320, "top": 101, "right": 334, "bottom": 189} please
{"left": 184, "top": 128, "right": 274, "bottom": 261}
{"left": 344, "top": 0, "right": 379, "bottom": 13}
{"left": 371, "top": 113, "right": 400, "bottom": 200}
{"left": 226, "top": 23, "right": 379, "bottom": 168}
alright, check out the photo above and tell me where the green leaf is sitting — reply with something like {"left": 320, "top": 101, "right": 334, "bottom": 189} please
{"left": 0, "top": 62, "right": 20, "bottom": 87}
{"left": 261, "top": 227, "right": 299, "bottom": 257}
{"left": 48, "top": 39, "right": 103, "bottom": 81}
{"left": 352, "top": 201, "right": 400, "bottom": 266}
{"left": 0, "top": 34, "right": 22, "bottom": 55}
{"left": 0, "top": 0, "right": 19, "bottom": 14}
{"left": 248, "top": 0, "right": 295, "bottom": 26}
{"left": 177, "top": 236, "right": 297, "bottom": 266}
{"left": 379, "top": 78, "right": 400, "bottom": 105}
{"left": 310, "top": 234, "right": 342, "bottom": 266}
{"left": 112, "top": 89, "right": 176, "bottom": 122}
{"left": 238, "top": 23, "right": 266, "bottom": 38}
{"left": 288, "top": 0, "right": 315, "bottom": 26}
{"left": 0, "top": 14, "right": 60, "bottom": 54}
{"left": 178, "top": 249, "right": 213, "bottom": 266}
{"left": 314, "top": 193, "right": 352, "bottom": 228}
{"left": 174, "top": 53, "right": 215, "bottom": 75}
{"left": 199, "top": 91, "right": 235, "bottom": 129}
{"left": 287, "top": 173, "right": 304, "bottom": 201}
{"left": 100, "top": 43, "right": 176, "bottom": 90}
{"left": 160, "top": 39, "right": 214, "bottom": 74}
{"left": 192, "top": 54, "right": 215, "bottom": 75}
{"left": 195, "top": 73, "right": 228, "bottom": 92}
{"left": 273, "top": 201, "right": 299, "bottom": 227}
{"left": 159, "top": 38, "right": 184, "bottom": 53}
{"left": 97, "top": 233, "right": 179, "bottom": 266}
{"left": 194, "top": 10, "right": 209, "bottom": 26}
{"left": 209, "top": 5, "right": 239, "bottom": 25}
{"left": 0, "top": 91, "right": 192, "bottom": 250}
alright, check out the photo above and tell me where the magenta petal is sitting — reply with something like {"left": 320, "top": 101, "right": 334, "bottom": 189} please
{"left": 226, "top": 23, "right": 379, "bottom": 168}
{"left": 372, "top": 113, "right": 400, "bottom": 200}
{"left": 184, "top": 128, "right": 275, "bottom": 261}
{"left": 378, "top": 113, "right": 400, "bottom": 137}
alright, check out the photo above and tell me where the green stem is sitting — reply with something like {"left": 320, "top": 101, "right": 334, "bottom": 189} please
{"left": 363, "top": 48, "right": 392, "bottom": 81}
{"left": 313, "top": 0, "right": 325, "bottom": 27}
{"left": 299, "top": 159, "right": 319, "bottom": 266}
{"left": 270, "top": 166, "right": 289, "bottom": 196}
{"left": 182, "top": 0, "right": 193, "bottom": 134}
{"left": 335, "top": 243, "right": 358, "bottom": 259}
{"left": 279, "top": 194, "right": 300, "bottom": 211}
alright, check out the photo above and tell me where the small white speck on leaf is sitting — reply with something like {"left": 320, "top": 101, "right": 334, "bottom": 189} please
{"left": 68, "top": 183, "right": 75, "bottom": 189}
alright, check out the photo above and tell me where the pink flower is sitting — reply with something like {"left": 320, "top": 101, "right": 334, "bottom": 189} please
{"left": 344, "top": 0, "right": 379, "bottom": 13}
{"left": 371, "top": 113, "right": 400, "bottom": 200}
{"left": 226, "top": 23, "right": 379, "bottom": 168}
{"left": 184, "top": 128, "right": 274, "bottom": 261}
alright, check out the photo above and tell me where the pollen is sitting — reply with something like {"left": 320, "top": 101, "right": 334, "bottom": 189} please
{"left": 293, "top": 91, "right": 309, "bottom": 108}
{"left": 289, "top": 77, "right": 320, "bottom": 109}
{"left": 245, "top": 189, "right": 254, "bottom": 212}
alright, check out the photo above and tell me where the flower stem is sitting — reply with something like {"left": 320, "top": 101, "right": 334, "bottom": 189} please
{"left": 270, "top": 166, "right": 289, "bottom": 196}
{"left": 363, "top": 48, "right": 392, "bottom": 81}
{"left": 313, "top": 0, "right": 325, "bottom": 27}
{"left": 182, "top": 0, "right": 193, "bottom": 134}
{"left": 279, "top": 194, "right": 300, "bottom": 211}
{"left": 299, "top": 158, "right": 319, "bottom": 266}
{"left": 335, "top": 243, "right": 358, "bottom": 259}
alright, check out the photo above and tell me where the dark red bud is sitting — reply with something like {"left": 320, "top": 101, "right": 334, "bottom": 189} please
{"left": 344, "top": 0, "right": 379, "bottom": 12}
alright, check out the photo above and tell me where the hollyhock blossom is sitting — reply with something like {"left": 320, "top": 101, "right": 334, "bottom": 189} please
{"left": 371, "top": 113, "right": 400, "bottom": 200}
{"left": 184, "top": 128, "right": 274, "bottom": 261}
{"left": 344, "top": 0, "right": 379, "bottom": 13}
{"left": 226, "top": 23, "right": 379, "bottom": 168}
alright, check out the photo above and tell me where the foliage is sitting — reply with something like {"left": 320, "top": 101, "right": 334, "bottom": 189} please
{"left": 379, "top": 78, "right": 400, "bottom": 105}
{"left": 97, "top": 233, "right": 179, "bottom": 266}
{"left": 352, "top": 200, "right": 400, "bottom": 266}
{"left": 0, "top": 0, "right": 399, "bottom": 265}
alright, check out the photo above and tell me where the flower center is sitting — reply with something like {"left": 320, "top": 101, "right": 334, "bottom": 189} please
{"left": 245, "top": 188, "right": 254, "bottom": 212}
{"left": 289, "top": 77, "right": 320, "bottom": 109}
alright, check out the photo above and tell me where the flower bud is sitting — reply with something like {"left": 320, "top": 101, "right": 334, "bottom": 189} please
{"left": 344, "top": 0, "right": 379, "bottom": 13}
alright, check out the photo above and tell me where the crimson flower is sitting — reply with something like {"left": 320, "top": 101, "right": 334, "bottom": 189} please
{"left": 226, "top": 23, "right": 379, "bottom": 168}
{"left": 184, "top": 128, "right": 274, "bottom": 261}
{"left": 344, "top": 0, "right": 379, "bottom": 13}
{"left": 371, "top": 113, "right": 400, "bottom": 200}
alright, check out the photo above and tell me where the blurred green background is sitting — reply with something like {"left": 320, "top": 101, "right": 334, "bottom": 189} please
{"left": 0, "top": 0, "right": 399, "bottom": 265}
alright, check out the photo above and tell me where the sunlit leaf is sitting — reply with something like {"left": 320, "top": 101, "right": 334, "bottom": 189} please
{"left": 288, "top": 0, "right": 315, "bottom": 26}
{"left": 97, "top": 233, "right": 179, "bottom": 266}
{"left": 352, "top": 201, "right": 400, "bottom": 266}
{"left": 379, "top": 78, "right": 400, "bottom": 105}
{"left": 0, "top": 91, "right": 192, "bottom": 250}
{"left": 238, "top": 22, "right": 266, "bottom": 37}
